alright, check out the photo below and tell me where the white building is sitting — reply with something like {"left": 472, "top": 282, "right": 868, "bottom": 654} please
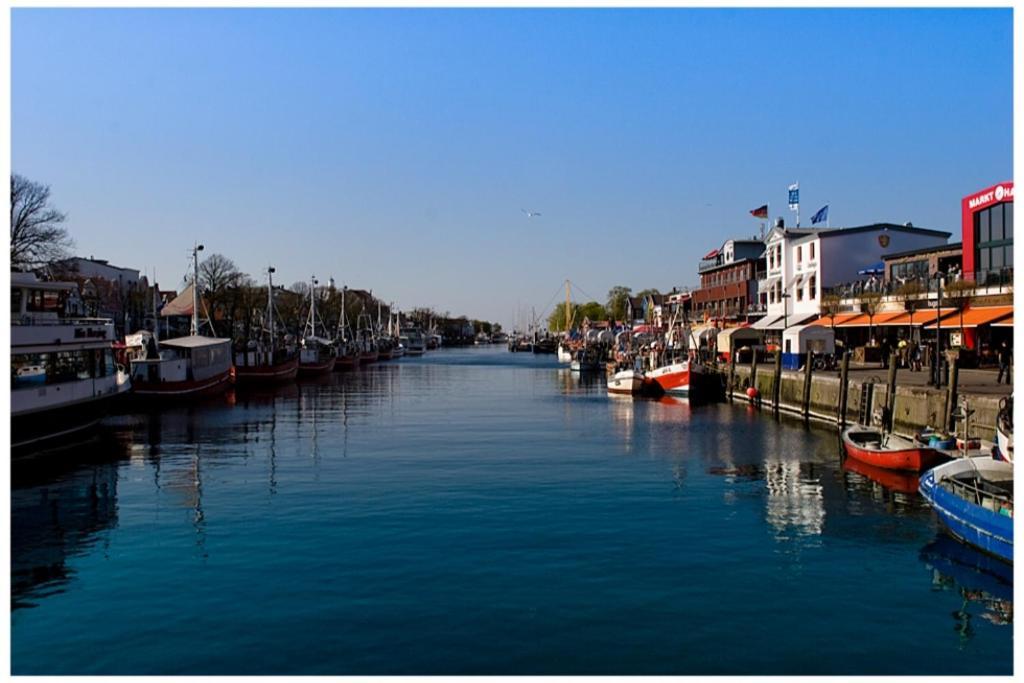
{"left": 58, "top": 257, "right": 141, "bottom": 288}
{"left": 755, "top": 222, "right": 951, "bottom": 333}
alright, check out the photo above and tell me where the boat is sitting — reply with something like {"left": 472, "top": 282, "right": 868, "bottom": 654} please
{"left": 569, "top": 347, "right": 603, "bottom": 373}
{"left": 648, "top": 358, "right": 700, "bottom": 396}
{"left": 919, "top": 456, "right": 1013, "bottom": 563}
{"left": 334, "top": 287, "right": 359, "bottom": 370}
{"left": 995, "top": 395, "right": 1013, "bottom": 463}
{"left": 607, "top": 369, "right": 644, "bottom": 395}
{"left": 128, "top": 245, "right": 233, "bottom": 401}
{"left": 297, "top": 275, "right": 337, "bottom": 376}
{"left": 532, "top": 337, "right": 558, "bottom": 354}
{"left": 234, "top": 266, "right": 299, "bottom": 385}
{"left": 491, "top": 332, "right": 508, "bottom": 345}
{"left": 402, "top": 327, "right": 426, "bottom": 356}
{"left": 557, "top": 342, "right": 573, "bottom": 364}
{"left": 12, "top": 272, "right": 133, "bottom": 450}
{"left": 842, "top": 425, "right": 947, "bottom": 472}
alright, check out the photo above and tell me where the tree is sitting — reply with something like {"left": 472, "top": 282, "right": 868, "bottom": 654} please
{"left": 578, "top": 301, "right": 608, "bottom": 323}
{"left": 894, "top": 280, "right": 926, "bottom": 340}
{"left": 198, "top": 253, "right": 245, "bottom": 336}
{"left": 819, "top": 291, "right": 843, "bottom": 342}
{"left": 860, "top": 291, "right": 883, "bottom": 343}
{"left": 606, "top": 285, "right": 632, "bottom": 322}
{"left": 547, "top": 302, "right": 579, "bottom": 332}
{"left": 10, "top": 174, "right": 72, "bottom": 270}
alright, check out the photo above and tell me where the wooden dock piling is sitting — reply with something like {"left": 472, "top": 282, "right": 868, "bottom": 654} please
{"left": 838, "top": 350, "right": 850, "bottom": 427}
{"left": 802, "top": 350, "right": 814, "bottom": 421}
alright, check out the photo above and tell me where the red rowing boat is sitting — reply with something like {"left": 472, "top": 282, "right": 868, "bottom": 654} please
{"left": 841, "top": 425, "right": 947, "bottom": 472}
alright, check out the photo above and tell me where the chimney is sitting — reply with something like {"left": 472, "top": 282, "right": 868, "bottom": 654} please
{"left": 775, "top": 218, "right": 785, "bottom": 229}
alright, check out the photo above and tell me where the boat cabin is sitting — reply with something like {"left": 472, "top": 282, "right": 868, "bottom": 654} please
{"left": 131, "top": 336, "right": 231, "bottom": 384}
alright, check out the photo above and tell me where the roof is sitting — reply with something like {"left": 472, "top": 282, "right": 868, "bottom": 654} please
{"left": 882, "top": 242, "right": 964, "bottom": 261}
{"left": 816, "top": 223, "right": 952, "bottom": 240}
{"left": 160, "top": 335, "right": 230, "bottom": 349}
{"left": 10, "top": 273, "right": 77, "bottom": 292}
{"left": 921, "top": 305, "right": 1013, "bottom": 329}
{"left": 161, "top": 284, "right": 194, "bottom": 317}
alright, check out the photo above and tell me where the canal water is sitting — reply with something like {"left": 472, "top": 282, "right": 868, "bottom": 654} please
{"left": 11, "top": 347, "right": 1013, "bottom": 675}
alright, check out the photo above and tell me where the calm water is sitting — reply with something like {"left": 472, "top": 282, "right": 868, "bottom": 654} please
{"left": 11, "top": 347, "right": 1013, "bottom": 675}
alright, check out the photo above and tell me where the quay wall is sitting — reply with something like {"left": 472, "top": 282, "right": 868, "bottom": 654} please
{"left": 726, "top": 366, "right": 1002, "bottom": 441}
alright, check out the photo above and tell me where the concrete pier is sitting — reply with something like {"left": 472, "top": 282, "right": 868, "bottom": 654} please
{"left": 724, "top": 365, "right": 1005, "bottom": 441}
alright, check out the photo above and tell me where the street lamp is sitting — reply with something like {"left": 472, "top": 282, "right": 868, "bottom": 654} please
{"left": 931, "top": 272, "right": 944, "bottom": 388}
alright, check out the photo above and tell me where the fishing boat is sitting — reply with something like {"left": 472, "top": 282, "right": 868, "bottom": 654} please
{"left": 334, "top": 287, "right": 359, "bottom": 370}
{"left": 234, "top": 266, "right": 299, "bottom": 385}
{"left": 919, "top": 456, "right": 1013, "bottom": 563}
{"left": 570, "top": 347, "right": 603, "bottom": 373}
{"left": 12, "top": 273, "right": 133, "bottom": 450}
{"left": 995, "top": 395, "right": 1013, "bottom": 463}
{"left": 648, "top": 358, "right": 700, "bottom": 396}
{"left": 297, "top": 275, "right": 336, "bottom": 376}
{"left": 403, "top": 327, "right": 426, "bottom": 356}
{"left": 557, "top": 342, "right": 573, "bottom": 364}
{"left": 841, "top": 425, "right": 947, "bottom": 472}
{"left": 129, "top": 245, "right": 233, "bottom": 401}
{"left": 607, "top": 369, "right": 644, "bottom": 395}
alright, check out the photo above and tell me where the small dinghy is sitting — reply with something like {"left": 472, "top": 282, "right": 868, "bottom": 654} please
{"left": 607, "top": 369, "right": 644, "bottom": 395}
{"left": 842, "top": 424, "right": 947, "bottom": 472}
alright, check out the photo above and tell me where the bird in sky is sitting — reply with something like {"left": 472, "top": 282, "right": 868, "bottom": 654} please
{"left": 521, "top": 208, "right": 541, "bottom": 218}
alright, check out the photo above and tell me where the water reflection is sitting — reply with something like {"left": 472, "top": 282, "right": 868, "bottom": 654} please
{"left": 763, "top": 460, "right": 826, "bottom": 538}
{"left": 12, "top": 434, "right": 131, "bottom": 609}
{"left": 920, "top": 536, "right": 1013, "bottom": 640}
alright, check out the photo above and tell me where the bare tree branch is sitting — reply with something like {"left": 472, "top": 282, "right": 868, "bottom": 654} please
{"left": 10, "top": 174, "right": 73, "bottom": 270}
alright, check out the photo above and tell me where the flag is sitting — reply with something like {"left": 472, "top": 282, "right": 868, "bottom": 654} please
{"left": 788, "top": 183, "right": 799, "bottom": 211}
{"left": 749, "top": 204, "right": 768, "bottom": 219}
{"left": 811, "top": 204, "right": 829, "bottom": 225}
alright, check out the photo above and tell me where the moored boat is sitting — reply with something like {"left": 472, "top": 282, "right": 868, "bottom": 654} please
{"left": 649, "top": 359, "right": 698, "bottom": 396}
{"left": 607, "top": 369, "right": 644, "bottom": 395}
{"left": 842, "top": 425, "right": 947, "bottom": 472}
{"left": 919, "top": 456, "right": 1013, "bottom": 563}
{"left": 234, "top": 266, "right": 299, "bottom": 386}
{"left": 12, "top": 273, "right": 133, "bottom": 450}
{"left": 297, "top": 275, "right": 337, "bottom": 377}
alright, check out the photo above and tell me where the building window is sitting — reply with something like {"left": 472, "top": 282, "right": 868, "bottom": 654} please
{"left": 797, "top": 246, "right": 802, "bottom": 264}
{"left": 809, "top": 275, "right": 816, "bottom": 299}
{"left": 810, "top": 243, "right": 815, "bottom": 260}
{"left": 974, "top": 202, "right": 1014, "bottom": 284}
{"left": 796, "top": 282, "right": 803, "bottom": 301}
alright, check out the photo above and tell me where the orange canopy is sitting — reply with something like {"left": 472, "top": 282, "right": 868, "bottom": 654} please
{"left": 876, "top": 308, "right": 957, "bottom": 326}
{"left": 809, "top": 312, "right": 861, "bottom": 327}
{"left": 922, "top": 305, "right": 1014, "bottom": 329}
{"left": 992, "top": 314, "right": 1013, "bottom": 328}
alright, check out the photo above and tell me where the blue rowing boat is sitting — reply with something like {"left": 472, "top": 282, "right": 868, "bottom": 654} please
{"left": 919, "top": 457, "right": 1013, "bottom": 564}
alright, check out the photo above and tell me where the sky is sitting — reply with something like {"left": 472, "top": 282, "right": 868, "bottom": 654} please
{"left": 11, "top": 8, "right": 1013, "bottom": 330}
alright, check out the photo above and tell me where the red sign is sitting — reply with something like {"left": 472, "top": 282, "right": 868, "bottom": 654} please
{"left": 964, "top": 181, "right": 1014, "bottom": 212}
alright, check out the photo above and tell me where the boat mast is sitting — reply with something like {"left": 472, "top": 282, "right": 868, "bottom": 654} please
{"left": 191, "top": 243, "right": 204, "bottom": 336}
{"left": 564, "top": 279, "right": 571, "bottom": 336}
{"left": 267, "top": 266, "right": 276, "bottom": 354}
{"left": 339, "top": 286, "right": 347, "bottom": 342}
{"left": 306, "top": 274, "right": 317, "bottom": 339}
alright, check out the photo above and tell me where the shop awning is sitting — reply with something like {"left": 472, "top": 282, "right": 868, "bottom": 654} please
{"left": 160, "top": 283, "right": 194, "bottom": 317}
{"left": 809, "top": 312, "right": 861, "bottom": 327}
{"left": 752, "top": 315, "right": 783, "bottom": 330}
{"left": 833, "top": 311, "right": 907, "bottom": 327}
{"left": 922, "top": 305, "right": 1014, "bottom": 329}
{"left": 876, "top": 307, "right": 956, "bottom": 327}
{"left": 753, "top": 314, "right": 816, "bottom": 331}
{"left": 993, "top": 314, "right": 1013, "bottom": 328}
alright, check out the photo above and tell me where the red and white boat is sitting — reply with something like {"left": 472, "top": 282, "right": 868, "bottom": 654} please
{"left": 297, "top": 276, "right": 337, "bottom": 377}
{"left": 648, "top": 359, "right": 700, "bottom": 396}
{"left": 233, "top": 265, "right": 299, "bottom": 386}
{"left": 841, "top": 425, "right": 947, "bottom": 472}
{"left": 607, "top": 369, "right": 644, "bottom": 395}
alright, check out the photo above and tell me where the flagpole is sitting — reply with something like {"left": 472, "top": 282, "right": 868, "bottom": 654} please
{"left": 827, "top": 200, "right": 830, "bottom": 228}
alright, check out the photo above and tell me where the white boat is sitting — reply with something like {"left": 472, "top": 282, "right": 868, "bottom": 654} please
{"left": 12, "top": 272, "right": 132, "bottom": 450}
{"left": 129, "top": 245, "right": 233, "bottom": 398}
{"left": 403, "top": 328, "right": 426, "bottom": 355}
{"left": 557, "top": 343, "right": 573, "bottom": 364}
{"left": 607, "top": 369, "right": 644, "bottom": 395}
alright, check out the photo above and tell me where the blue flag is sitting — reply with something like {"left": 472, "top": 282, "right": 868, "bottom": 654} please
{"left": 811, "top": 204, "right": 829, "bottom": 225}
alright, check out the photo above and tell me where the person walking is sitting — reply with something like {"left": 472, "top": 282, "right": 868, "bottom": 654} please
{"left": 997, "top": 340, "right": 1012, "bottom": 385}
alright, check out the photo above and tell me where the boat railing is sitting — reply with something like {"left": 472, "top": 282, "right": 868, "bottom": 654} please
{"left": 941, "top": 476, "right": 1013, "bottom": 516}
{"left": 13, "top": 314, "right": 114, "bottom": 327}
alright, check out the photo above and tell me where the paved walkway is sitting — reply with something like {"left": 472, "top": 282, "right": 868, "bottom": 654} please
{"left": 845, "top": 363, "right": 1012, "bottom": 397}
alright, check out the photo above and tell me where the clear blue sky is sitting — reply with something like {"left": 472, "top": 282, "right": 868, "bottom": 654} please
{"left": 12, "top": 8, "right": 1012, "bottom": 330}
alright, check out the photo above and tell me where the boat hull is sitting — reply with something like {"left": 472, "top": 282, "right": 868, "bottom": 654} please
{"left": 335, "top": 355, "right": 359, "bottom": 370}
{"left": 607, "top": 371, "right": 643, "bottom": 395}
{"left": 649, "top": 361, "right": 692, "bottom": 396}
{"left": 919, "top": 462, "right": 1013, "bottom": 564}
{"left": 298, "top": 356, "right": 336, "bottom": 377}
{"left": 842, "top": 426, "right": 945, "bottom": 472}
{"left": 12, "top": 390, "right": 126, "bottom": 452}
{"left": 132, "top": 368, "right": 233, "bottom": 400}
{"left": 234, "top": 357, "right": 299, "bottom": 385}
{"left": 359, "top": 351, "right": 379, "bottom": 364}
{"left": 557, "top": 344, "right": 573, "bottom": 364}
